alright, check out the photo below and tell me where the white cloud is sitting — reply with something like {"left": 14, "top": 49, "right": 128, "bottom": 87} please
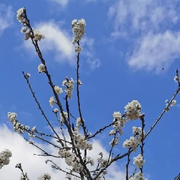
{"left": 0, "top": 125, "right": 125, "bottom": 180}
{"left": 23, "top": 21, "right": 100, "bottom": 69}
{"left": 128, "top": 31, "right": 180, "bottom": 72}
{"left": 108, "top": 0, "right": 179, "bottom": 32}
{"left": 108, "top": 0, "right": 180, "bottom": 72}
{"left": 24, "top": 21, "right": 75, "bottom": 64}
{"left": 49, "top": 0, "right": 69, "bottom": 7}
{"left": 0, "top": 4, "right": 13, "bottom": 35}
{"left": 81, "top": 37, "right": 101, "bottom": 69}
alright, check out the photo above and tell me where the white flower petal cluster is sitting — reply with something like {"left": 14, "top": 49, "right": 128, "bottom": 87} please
{"left": 72, "top": 18, "right": 86, "bottom": 44}
{"left": 65, "top": 153, "right": 83, "bottom": 172}
{"left": 174, "top": 76, "right": 179, "bottom": 83}
{"left": 112, "top": 111, "right": 126, "bottom": 134}
{"left": 109, "top": 137, "right": 119, "bottom": 146}
{"left": 86, "top": 157, "right": 94, "bottom": 166}
{"left": 53, "top": 108, "right": 59, "bottom": 113}
{"left": 22, "top": 28, "right": 44, "bottom": 41}
{"left": 17, "top": 8, "right": 25, "bottom": 24}
{"left": 62, "top": 78, "right": 74, "bottom": 99}
{"left": 171, "top": 100, "right": 177, "bottom": 107}
{"left": 66, "top": 174, "right": 72, "bottom": 180}
{"left": 8, "top": 112, "right": 17, "bottom": 122}
{"left": 34, "top": 30, "right": 45, "bottom": 41}
{"left": 75, "top": 45, "right": 81, "bottom": 53}
{"left": 17, "top": 8, "right": 45, "bottom": 41}
{"left": 109, "top": 112, "right": 126, "bottom": 144}
{"left": 123, "top": 136, "right": 139, "bottom": 151}
{"left": 125, "top": 100, "right": 142, "bottom": 120}
{"left": 38, "top": 173, "right": 51, "bottom": 180}
{"left": 54, "top": 85, "right": 63, "bottom": 94}
{"left": 38, "top": 63, "right": 46, "bottom": 73}
{"left": 26, "top": 73, "right": 31, "bottom": 78}
{"left": 132, "top": 126, "right": 145, "bottom": 143}
{"left": 73, "top": 130, "right": 92, "bottom": 150}
{"left": 133, "top": 154, "right": 145, "bottom": 168}
{"left": 31, "top": 126, "right": 37, "bottom": 132}
{"left": 58, "top": 149, "right": 71, "bottom": 158}
{"left": 97, "top": 156, "right": 108, "bottom": 168}
{"left": 129, "top": 172, "right": 148, "bottom": 180}
{"left": 8, "top": 112, "right": 25, "bottom": 134}
{"left": 49, "top": 97, "right": 56, "bottom": 107}
{"left": 60, "top": 112, "right": 68, "bottom": 123}
{"left": 20, "top": 173, "right": 29, "bottom": 180}
{"left": 0, "top": 149, "right": 12, "bottom": 169}
{"left": 76, "top": 117, "right": 84, "bottom": 130}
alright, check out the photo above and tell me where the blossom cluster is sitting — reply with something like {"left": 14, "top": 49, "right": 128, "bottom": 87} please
{"left": 38, "top": 173, "right": 51, "bottom": 180}
{"left": 8, "top": 112, "right": 25, "bottom": 134}
{"left": 123, "top": 136, "right": 139, "bottom": 151}
{"left": 174, "top": 75, "right": 179, "bottom": 83}
{"left": 125, "top": 100, "right": 142, "bottom": 120}
{"left": 73, "top": 130, "right": 92, "bottom": 150}
{"left": 65, "top": 153, "right": 83, "bottom": 172}
{"left": 62, "top": 77, "right": 75, "bottom": 99}
{"left": 132, "top": 126, "right": 145, "bottom": 143}
{"left": 76, "top": 117, "right": 83, "bottom": 130}
{"left": 123, "top": 126, "right": 145, "bottom": 151}
{"left": 0, "top": 149, "right": 12, "bottom": 169}
{"left": 49, "top": 97, "right": 56, "bottom": 107}
{"left": 129, "top": 171, "right": 148, "bottom": 180}
{"left": 17, "top": 8, "right": 45, "bottom": 41}
{"left": 8, "top": 112, "right": 36, "bottom": 137}
{"left": 60, "top": 111, "right": 68, "bottom": 123}
{"left": 38, "top": 63, "right": 46, "bottom": 73}
{"left": 72, "top": 19, "right": 86, "bottom": 44}
{"left": 133, "top": 154, "right": 145, "bottom": 168}
{"left": 54, "top": 85, "right": 63, "bottom": 95}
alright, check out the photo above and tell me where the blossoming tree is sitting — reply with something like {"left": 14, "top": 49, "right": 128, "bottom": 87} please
{"left": 1, "top": 7, "right": 180, "bottom": 180}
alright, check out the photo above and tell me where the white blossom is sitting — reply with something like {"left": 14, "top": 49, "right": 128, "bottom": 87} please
{"left": 34, "top": 30, "right": 45, "bottom": 41}
{"left": 123, "top": 136, "right": 139, "bottom": 151}
{"left": 62, "top": 78, "right": 74, "bottom": 99}
{"left": 75, "top": 45, "right": 82, "bottom": 53}
{"left": 17, "top": 8, "right": 25, "bottom": 23}
{"left": 21, "top": 27, "right": 27, "bottom": 33}
{"left": 53, "top": 108, "right": 59, "bottom": 113}
{"left": 125, "top": 100, "right": 142, "bottom": 120}
{"left": 38, "top": 173, "right": 51, "bottom": 180}
{"left": 49, "top": 97, "right": 55, "bottom": 107}
{"left": 54, "top": 86, "right": 63, "bottom": 94}
{"left": 133, "top": 154, "right": 145, "bottom": 168}
{"left": 171, "top": 100, "right": 177, "bottom": 106}
{"left": 109, "top": 137, "right": 119, "bottom": 146}
{"left": 26, "top": 73, "right": 31, "bottom": 78}
{"left": 129, "top": 171, "right": 148, "bottom": 180}
{"left": 174, "top": 76, "right": 179, "bottom": 82}
{"left": 31, "top": 126, "right": 37, "bottom": 132}
{"left": 38, "top": 63, "right": 46, "bottom": 73}
{"left": 8, "top": 112, "right": 17, "bottom": 122}
{"left": 72, "top": 18, "right": 86, "bottom": 44}
{"left": 0, "top": 149, "right": 12, "bottom": 169}
{"left": 60, "top": 112, "right": 68, "bottom": 123}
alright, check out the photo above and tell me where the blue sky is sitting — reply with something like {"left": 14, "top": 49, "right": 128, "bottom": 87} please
{"left": 0, "top": 0, "right": 180, "bottom": 179}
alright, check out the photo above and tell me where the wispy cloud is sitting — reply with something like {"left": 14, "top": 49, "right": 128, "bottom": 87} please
{"left": 128, "top": 31, "right": 180, "bottom": 72}
{"left": 48, "top": 0, "right": 69, "bottom": 7}
{"left": 23, "top": 21, "right": 100, "bottom": 69}
{"left": 0, "top": 125, "right": 125, "bottom": 180}
{"left": 0, "top": 4, "right": 14, "bottom": 35}
{"left": 108, "top": 0, "right": 179, "bottom": 32}
{"left": 108, "top": 0, "right": 180, "bottom": 72}
{"left": 81, "top": 37, "right": 101, "bottom": 69}
{"left": 23, "top": 21, "right": 75, "bottom": 64}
